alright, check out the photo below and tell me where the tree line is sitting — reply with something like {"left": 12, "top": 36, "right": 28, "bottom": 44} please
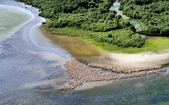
{"left": 120, "top": 0, "right": 169, "bottom": 36}
{"left": 17, "top": 0, "right": 145, "bottom": 48}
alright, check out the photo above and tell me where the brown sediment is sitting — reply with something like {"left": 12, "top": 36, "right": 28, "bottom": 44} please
{"left": 60, "top": 60, "right": 167, "bottom": 90}
{"left": 40, "top": 25, "right": 101, "bottom": 58}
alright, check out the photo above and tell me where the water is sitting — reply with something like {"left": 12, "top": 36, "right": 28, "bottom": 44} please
{"left": 109, "top": 0, "right": 129, "bottom": 19}
{"left": 110, "top": 1, "right": 145, "bottom": 38}
{"left": 0, "top": 4, "right": 33, "bottom": 41}
{"left": 0, "top": 0, "right": 169, "bottom": 105}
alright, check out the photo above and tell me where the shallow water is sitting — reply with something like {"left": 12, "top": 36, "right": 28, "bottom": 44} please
{"left": 0, "top": 4, "right": 32, "bottom": 41}
{"left": 129, "top": 19, "right": 142, "bottom": 32}
{"left": 1, "top": 0, "right": 169, "bottom": 105}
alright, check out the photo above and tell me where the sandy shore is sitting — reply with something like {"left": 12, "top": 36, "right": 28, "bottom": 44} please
{"left": 92, "top": 50, "right": 169, "bottom": 70}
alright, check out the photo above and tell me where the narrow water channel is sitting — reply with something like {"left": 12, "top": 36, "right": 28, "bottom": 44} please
{"left": 0, "top": 0, "right": 169, "bottom": 105}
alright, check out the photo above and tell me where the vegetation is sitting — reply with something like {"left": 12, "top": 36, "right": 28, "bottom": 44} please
{"left": 45, "top": 26, "right": 169, "bottom": 53}
{"left": 120, "top": 0, "right": 169, "bottom": 36}
{"left": 17, "top": 0, "right": 145, "bottom": 48}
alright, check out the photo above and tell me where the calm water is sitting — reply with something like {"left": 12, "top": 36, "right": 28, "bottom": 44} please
{"left": 0, "top": 3, "right": 32, "bottom": 41}
{"left": 0, "top": 0, "right": 169, "bottom": 105}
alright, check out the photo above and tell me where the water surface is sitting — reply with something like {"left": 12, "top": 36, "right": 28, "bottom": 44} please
{"left": 0, "top": 4, "right": 32, "bottom": 41}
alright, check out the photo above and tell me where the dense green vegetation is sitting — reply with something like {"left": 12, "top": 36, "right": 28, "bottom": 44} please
{"left": 120, "top": 0, "right": 169, "bottom": 36}
{"left": 17, "top": 0, "right": 145, "bottom": 48}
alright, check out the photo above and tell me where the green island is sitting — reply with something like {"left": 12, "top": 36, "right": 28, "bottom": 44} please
{"left": 17, "top": 0, "right": 169, "bottom": 53}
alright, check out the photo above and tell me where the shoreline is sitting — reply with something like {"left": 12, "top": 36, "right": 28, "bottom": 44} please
{"left": 12, "top": 0, "right": 169, "bottom": 91}
{"left": 0, "top": 0, "right": 73, "bottom": 92}
{"left": 60, "top": 60, "right": 167, "bottom": 90}
{"left": 39, "top": 23, "right": 169, "bottom": 90}
{"left": 59, "top": 49, "right": 169, "bottom": 90}
{"left": 39, "top": 25, "right": 102, "bottom": 59}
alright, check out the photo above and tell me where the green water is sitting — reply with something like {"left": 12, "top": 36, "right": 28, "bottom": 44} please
{"left": 129, "top": 19, "right": 142, "bottom": 32}
{"left": 110, "top": 1, "right": 145, "bottom": 39}
{"left": 0, "top": 6, "right": 32, "bottom": 41}
{"left": 110, "top": 1, "right": 142, "bottom": 30}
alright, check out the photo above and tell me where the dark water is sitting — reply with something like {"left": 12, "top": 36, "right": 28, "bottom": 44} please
{"left": 0, "top": 0, "right": 169, "bottom": 105}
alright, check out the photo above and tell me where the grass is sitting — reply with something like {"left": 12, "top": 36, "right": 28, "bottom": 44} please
{"left": 40, "top": 25, "right": 102, "bottom": 59}
{"left": 44, "top": 26, "right": 169, "bottom": 54}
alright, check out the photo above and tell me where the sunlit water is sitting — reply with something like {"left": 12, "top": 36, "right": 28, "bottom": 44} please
{"left": 0, "top": 0, "right": 169, "bottom": 105}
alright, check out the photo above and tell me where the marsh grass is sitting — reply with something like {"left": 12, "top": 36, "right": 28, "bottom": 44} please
{"left": 40, "top": 25, "right": 102, "bottom": 58}
{"left": 42, "top": 26, "right": 169, "bottom": 53}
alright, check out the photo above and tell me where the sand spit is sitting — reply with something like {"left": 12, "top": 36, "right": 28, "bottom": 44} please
{"left": 60, "top": 60, "right": 167, "bottom": 90}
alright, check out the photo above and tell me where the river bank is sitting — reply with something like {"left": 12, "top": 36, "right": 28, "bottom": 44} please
{"left": 0, "top": 0, "right": 75, "bottom": 103}
{"left": 39, "top": 24, "right": 169, "bottom": 91}
{"left": 38, "top": 18, "right": 169, "bottom": 91}
{"left": 40, "top": 25, "right": 102, "bottom": 58}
